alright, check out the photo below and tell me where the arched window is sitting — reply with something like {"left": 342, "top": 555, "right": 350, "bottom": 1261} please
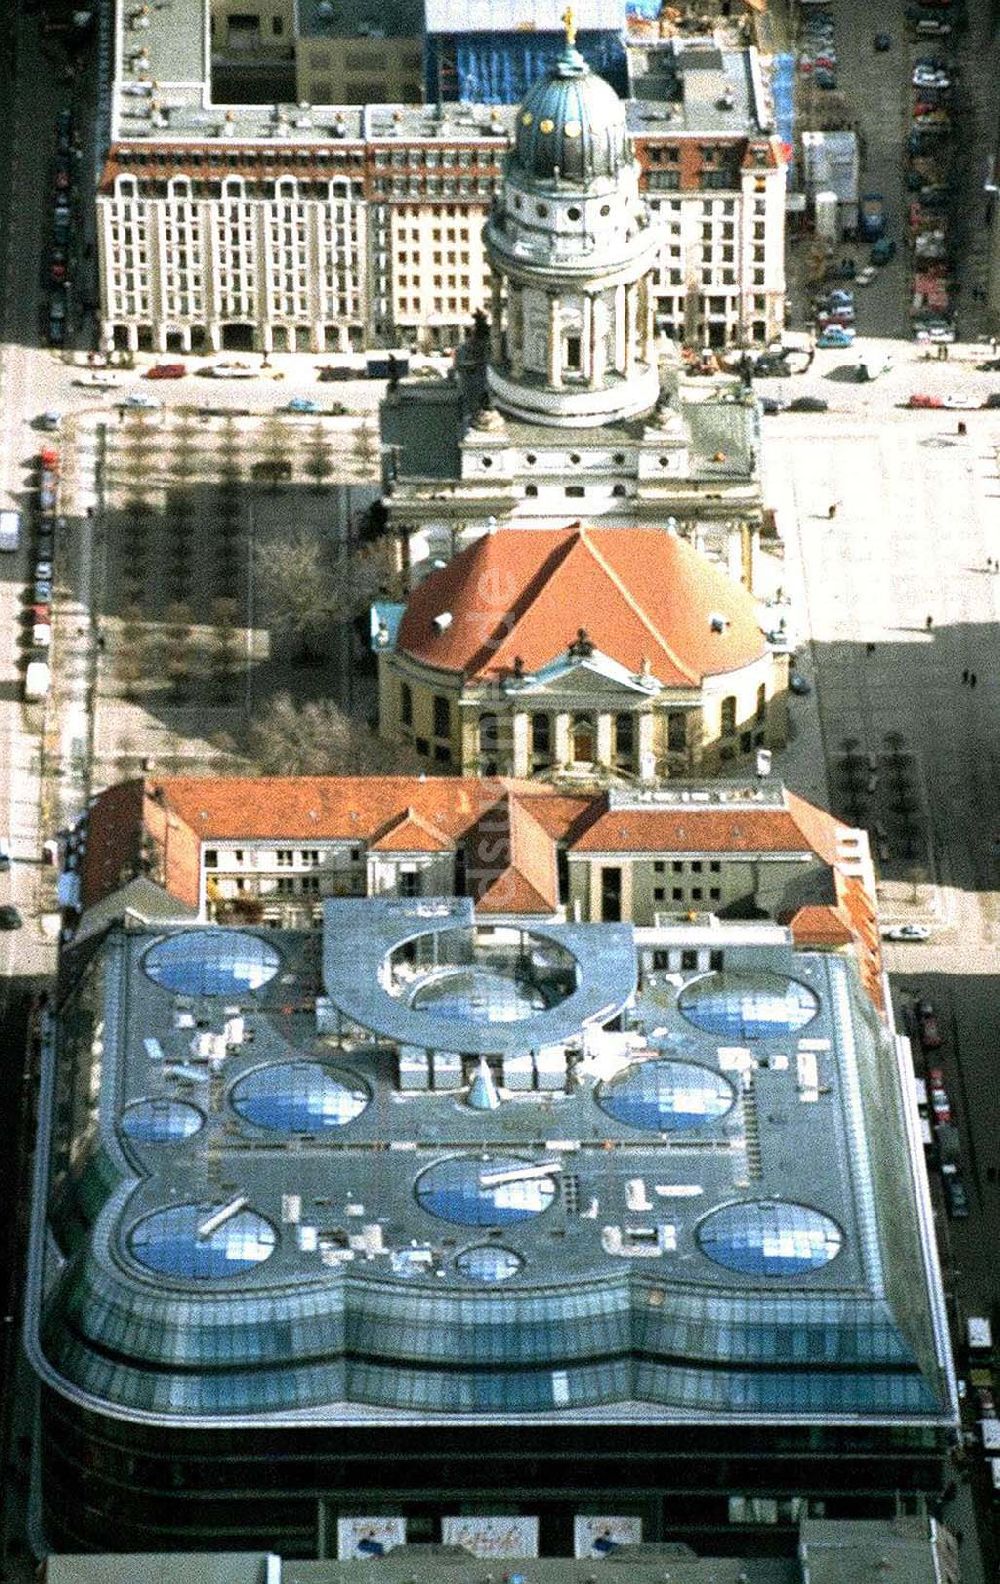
{"left": 479, "top": 713, "right": 499, "bottom": 754}
{"left": 531, "top": 712, "right": 550, "bottom": 762}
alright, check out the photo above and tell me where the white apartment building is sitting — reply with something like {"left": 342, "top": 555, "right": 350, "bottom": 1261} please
{"left": 97, "top": 0, "right": 785, "bottom": 353}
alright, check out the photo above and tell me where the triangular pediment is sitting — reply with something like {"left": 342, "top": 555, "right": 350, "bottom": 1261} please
{"left": 507, "top": 651, "right": 660, "bottom": 698}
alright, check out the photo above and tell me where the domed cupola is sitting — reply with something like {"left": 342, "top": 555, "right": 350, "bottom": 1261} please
{"left": 482, "top": 7, "right": 663, "bottom": 430}
{"left": 512, "top": 44, "right": 631, "bottom": 186}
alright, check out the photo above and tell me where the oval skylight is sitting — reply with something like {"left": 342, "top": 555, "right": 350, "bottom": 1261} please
{"left": 678, "top": 971, "right": 819, "bottom": 1039}
{"left": 142, "top": 930, "right": 280, "bottom": 997}
{"left": 597, "top": 1059, "right": 735, "bottom": 1132}
{"left": 231, "top": 1062, "right": 369, "bottom": 1131}
{"left": 129, "top": 1203, "right": 277, "bottom": 1279}
{"left": 697, "top": 1200, "right": 843, "bottom": 1277}
{"left": 121, "top": 1098, "right": 204, "bottom": 1143}
{"left": 416, "top": 1155, "right": 558, "bottom": 1226}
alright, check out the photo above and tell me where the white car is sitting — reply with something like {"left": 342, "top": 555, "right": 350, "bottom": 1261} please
{"left": 73, "top": 369, "right": 125, "bottom": 388}
{"left": 203, "top": 360, "right": 256, "bottom": 378}
{"left": 879, "top": 923, "right": 931, "bottom": 942}
{"left": 855, "top": 267, "right": 877, "bottom": 286}
{"left": 122, "top": 391, "right": 162, "bottom": 409}
{"left": 941, "top": 393, "right": 978, "bottom": 410}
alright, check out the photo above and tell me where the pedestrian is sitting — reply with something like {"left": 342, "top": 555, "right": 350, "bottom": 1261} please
{"left": 970, "top": 673, "right": 977, "bottom": 688}
{"left": 926, "top": 615, "right": 933, "bottom": 630}
{"left": 866, "top": 642, "right": 876, "bottom": 655}
{"left": 962, "top": 668, "right": 969, "bottom": 683}
{"left": 828, "top": 501, "right": 837, "bottom": 519}
{"left": 957, "top": 420, "right": 966, "bottom": 436}
{"left": 988, "top": 557, "right": 994, "bottom": 572}
{"left": 992, "top": 336, "right": 998, "bottom": 354}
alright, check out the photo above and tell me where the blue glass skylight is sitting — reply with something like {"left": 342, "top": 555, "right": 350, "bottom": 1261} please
{"left": 454, "top": 1245, "right": 524, "bottom": 1282}
{"left": 142, "top": 930, "right": 280, "bottom": 997}
{"left": 416, "top": 1155, "right": 558, "bottom": 1226}
{"left": 411, "top": 968, "right": 547, "bottom": 1024}
{"left": 597, "top": 1059, "right": 735, "bottom": 1132}
{"left": 231, "top": 1062, "right": 369, "bottom": 1131}
{"left": 678, "top": 972, "right": 819, "bottom": 1039}
{"left": 121, "top": 1098, "right": 204, "bottom": 1143}
{"left": 129, "top": 1203, "right": 277, "bottom": 1279}
{"left": 697, "top": 1200, "right": 843, "bottom": 1277}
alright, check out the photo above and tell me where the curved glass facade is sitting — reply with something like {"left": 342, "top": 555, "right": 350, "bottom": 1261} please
{"left": 597, "top": 1059, "right": 735, "bottom": 1132}
{"left": 416, "top": 1156, "right": 558, "bottom": 1226}
{"left": 121, "top": 1099, "right": 204, "bottom": 1143}
{"left": 454, "top": 1245, "right": 524, "bottom": 1282}
{"left": 697, "top": 1201, "right": 843, "bottom": 1277}
{"left": 230, "top": 1062, "right": 369, "bottom": 1131}
{"left": 141, "top": 931, "right": 280, "bottom": 996}
{"left": 128, "top": 1204, "right": 277, "bottom": 1279}
{"left": 678, "top": 972, "right": 819, "bottom": 1039}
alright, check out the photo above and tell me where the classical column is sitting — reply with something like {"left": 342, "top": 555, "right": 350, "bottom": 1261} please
{"left": 554, "top": 711, "right": 572, "bottom": 766}
{"left": 638, "top": 274, "right": 653, "bottom": 361}
{"left": 460, "top": 712, "right": 479, "bottom": 774}
{"left": 596, "top": 713, "right": 614, "bottom": 766}
{"left": 510, "top": 285, "right": 524, "bottom": 377}
{"left": 614, "top": 283, "right": 626, "bottom": 373}
{"left": 582, "top": 294, "right": 594, "bottom": 385}
{"left": 638, "top": 711, "right": 656, "bottom": 781}
{"left": 624, "top": 283, "right": 637, "bottom": 374}
{"left": 511, "top": 711, "right": 530, "bottom": 777}
{"left": 591, "top": 296, "right": 607, "bottom": 386}
{"left": 490, "top": 276, "right": 503, "bottom": 362}
{"left": 548, "top": 295, "right": 563, "bottom": 386}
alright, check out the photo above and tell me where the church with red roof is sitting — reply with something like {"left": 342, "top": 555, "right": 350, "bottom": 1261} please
{"left": 376, "top": 522, "right": 786, "bottom": 780}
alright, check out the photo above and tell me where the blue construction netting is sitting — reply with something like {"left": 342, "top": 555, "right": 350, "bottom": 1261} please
{"left": 772, "top": 53, "right": 796, "bottom": 164}
{"left": 426, "top": 31, "right": 627, "bottom": 106}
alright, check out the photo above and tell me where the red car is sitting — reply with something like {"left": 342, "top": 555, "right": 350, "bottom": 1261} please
{"left": 816, "top": 308, "right": 856, "bottom": 328}
{"left": 145, "top": 363, "right": 186, "bottom": 379}
{"left": 907, "top": 393, "right": 943, "bottom": 408}
{"left": 916, "top": 999, "right": 943, "bottom": 1049}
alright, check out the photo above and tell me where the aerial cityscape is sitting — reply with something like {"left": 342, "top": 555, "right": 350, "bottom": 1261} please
{"left": 0, "top": 0, "right": 997, "bottom": 1579}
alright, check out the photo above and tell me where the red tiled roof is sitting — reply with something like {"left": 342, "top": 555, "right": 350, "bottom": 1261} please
{"left": 789, "top": 905, "right": 854, "bottom": 947}
{"left": 569, "top": 787, "right": 845, "bottom": 858}
{"left": 395, "top": 526, "right": 768, "bottom": 684}
{"left": 369, "top": 807, "right": 455, "bottom": 852}
{"left": 464, "top": 794, "right": 559, "bottom": 915}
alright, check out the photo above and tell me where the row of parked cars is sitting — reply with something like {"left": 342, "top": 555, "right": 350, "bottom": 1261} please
{"left": 909, "top": 997, "right": 970, "bottom": 1218}
{"left": 906, "top": 0, "right": 959, "bottom": 344}
{"left": 23, "top": 440, "right": 60, "bottom": 703}
{"left": 797, "top": 5, "right": 838, "bottom": 91}
{"left": 47, "top": 108, "right": 75, "bottom": 348}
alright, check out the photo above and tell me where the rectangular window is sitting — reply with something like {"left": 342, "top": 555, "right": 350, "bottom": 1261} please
{"left": 204, "top": 850, "right": 218, "bottom": 868}
{"left": 565, "top": 485, "right": 585, "bottom": 498}
{"left": 433, "top": 744, "right": 452, "bottom": 764}
{"left": 672, "top": 886, "right": 683, "bottom": 902}
{"left": 691, "top": 861, "right": 703, "bottom": 874}
{"left": 710, "top": 861, "right": 721, "bottom": 873}
{"left": 720, "top": 696, "right": 737, "bottom": 736}
{"left": 276, "top": 849, "right": 293, "bottom": 867}
{"left": 681, "top": 949, "right": 698, "bottom": 970}
{"left": 691, "top": 886, "right": 703, "bottom": 901}
{"left": 433, "top": 694, "right": 451, "bottom": 739}
{"left": 531, "top": 712, "right": 550, "bottom": 759}
{"left": 400, "top": 681, "right": 413, "bottom": 727}
{"left": 653, "top": 887, "right": 665, "bottom": 901}
{"left": 652, "top": 950, "right": 669, "bottom": 969}
{"left": 653, "top": 861, "right": 665, "bottom": 874}
{"left": 709, "top": 887, "right": 721, "bottom": 901}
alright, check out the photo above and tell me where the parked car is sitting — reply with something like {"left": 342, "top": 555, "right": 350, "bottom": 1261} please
{"left": 913, "top": 320, "right": 955, "bottom": 343}
{"left": 789, "top": 672, "right": 812, "bottom": 695}
{"left": 145, "top": 362, "right": 186, "bottom": 380}
{"left": 908, "top": 393, "right": 943, "bottom": 408}
{"left": 316, "top": 365, "right": 359, "bottom": 381}
{"left": 817, "top": 326, "right": 856, "bottom": 348}
{"left": 816, "top": 310, "right": 856, "bottom": 329}
{"left": 200, "top": 360, "right": 256, "bottom": 378}
{"left": 788, "top": 396, "right": 829, "bottom": 413}
{"left": 47, "top": 317, "right": 65, "bottom": 347}
{"left": 871, "top": 238, "right": 897, "bottom": 264}
{"left": 760, "top": 395, "right": 787, "bottom": 414}
{"left": 916, "top": 999, "right": 943, "bottom": 1049}
{"left": 282, "top": 396, "right": 321, "bottom": 414}
{"left": 33, "top": 577, "right": 53, "bottom": 602}
{"left": 930, "top": 1084, "right": 952, "bottom": 1124}
{"left": 880, "top": 922, "right": 931, "bottom": 941}
{"left": 122, "top": 391, "right": 163, "bottom": 410}
{"left": 874, "top": 30, "right": 891, "bottom": 48}
{"left": 943, "top": 1172, "right": 969, "bottom": 1219}
{"left": 855, "top": 266, "right": 877, "bottom": 286}
{"left": 34, "top": 559, "right": 53, "bottom": 581}
{"left": 49, "top": 250, "right": 67, "bottom": 282}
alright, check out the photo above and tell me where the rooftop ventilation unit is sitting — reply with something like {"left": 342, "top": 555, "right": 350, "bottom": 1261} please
{"left": 433, "top": 611, "right": 453, "bottom": 632}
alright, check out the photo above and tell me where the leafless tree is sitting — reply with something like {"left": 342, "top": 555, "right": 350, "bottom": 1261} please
{"left": 304, "top": 420, "right": 334, "bottom": 492}
{"left": 247, "top": 691, "right": 423, "bottom": 776}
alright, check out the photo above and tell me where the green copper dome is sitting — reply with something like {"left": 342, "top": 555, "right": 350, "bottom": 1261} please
{"left": 512, "top": 46, "right": 631, "bottom": 185}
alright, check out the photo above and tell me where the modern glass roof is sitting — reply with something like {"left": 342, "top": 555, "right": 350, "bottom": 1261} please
{"left": 121, "top": 1098, "right": 204, "bottom": 1143}
{"left": 230, "top": 1062, "right": 369, "bottom": 1131}
{"left": 416, "top": 1155, "right": 558, "bottom": 1226}
{"left": 597, "top": 1059, "right": 735, "bottom": 1132}
{"left": 454, "top": 1245, "right": 524, "bottom": 1282}
{"left": 697, "top": 1200, "right": 843, "bottom": 1277}
{"left": 678, "top": 971, "right": 819, "bottom": 1039}
{"left": 128, "top": 1203, "right": 277, "bottom": 1279}
{"left": 142, "top": 930, "right": 280, "bottom": 997}
{"left": 410, "top": 967, "right": 548, "bottom": 1024}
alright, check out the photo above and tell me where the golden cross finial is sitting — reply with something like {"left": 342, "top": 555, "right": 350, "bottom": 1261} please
{"left": 561, "top": 4, "right": 577, "bottom": 47}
